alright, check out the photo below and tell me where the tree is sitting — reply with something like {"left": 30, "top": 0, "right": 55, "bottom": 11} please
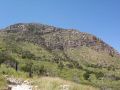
{"left": 15, "top": 61, "right": 19, "bottom": 71}
{"left": 39, "top": 65, "right": 45, "bottom": 75}
{"left": 23, "top": 61, "right": 33, "bottom": 77}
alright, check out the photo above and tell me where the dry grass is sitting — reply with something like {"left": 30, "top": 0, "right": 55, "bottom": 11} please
{"left": 31, "top": 77, "right": 99, "bottom": 90}
{"left": 66, "top": 47, "right": 120, "bottom": 67}
{"left": 0, "top": 75, "right": 7, "bottom": 90}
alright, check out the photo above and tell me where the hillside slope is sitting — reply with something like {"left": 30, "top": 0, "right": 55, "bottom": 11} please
{"left": 0, "top": 23, "right": 120, "bottom": 90}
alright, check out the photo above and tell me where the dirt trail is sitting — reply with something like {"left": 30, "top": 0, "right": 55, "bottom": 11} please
{"left": 8, "top": 84, "right": 32, "bottom": 90}
{"left": 5, "top": 76, "right": 35, "bottom": 90}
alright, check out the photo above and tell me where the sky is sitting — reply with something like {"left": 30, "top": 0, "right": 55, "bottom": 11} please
{"left": 0, "top": 0, "right": 120, "bottom": 52}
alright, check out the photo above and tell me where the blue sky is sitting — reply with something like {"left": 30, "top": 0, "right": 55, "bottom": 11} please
{"left": 0, "top": 0, "right": 120, "bottom": 52}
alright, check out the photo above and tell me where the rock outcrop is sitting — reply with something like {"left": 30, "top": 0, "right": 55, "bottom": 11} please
{"left": 2, "top": 23, "right": 119, "bottom": 57}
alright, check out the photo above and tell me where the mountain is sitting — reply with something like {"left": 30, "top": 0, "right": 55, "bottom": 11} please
{"left": 0, "top": 23, "right": 120, "bottom": 90}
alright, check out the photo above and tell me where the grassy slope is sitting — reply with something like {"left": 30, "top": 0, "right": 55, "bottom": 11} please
{"left": 32, "top": 77, "right": 99, "bottom": 90}
{"left": 0, "top": 30, "right": 120, "bottom": 90}
{"left": 66, "top": 47, "right": 120, "bottom": 68}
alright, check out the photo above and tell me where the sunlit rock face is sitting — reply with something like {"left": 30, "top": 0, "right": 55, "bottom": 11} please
{"left": 2, "top": 23, "right": 119, "bottom": 57}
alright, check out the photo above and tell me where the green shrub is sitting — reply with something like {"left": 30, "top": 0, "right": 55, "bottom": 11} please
{"left": 58, "top": 62, "right": 64, "bottom": 70}
{"left": 88, "top": 74, "right": 96, "bottom": 82}
{"left": 21, "top": 51, "right": 35, "bottom": 59}
{"left": 95, "top": 72, "right": 104, "bottom": 79}
{"left": 83, "top": 71, "right": 91, "bottom": 80}
{"left": 32, "top": 64, "right": 46, "bottom": 76}
{"left": 0, "top": 64, "right": 27, "bottom": 78}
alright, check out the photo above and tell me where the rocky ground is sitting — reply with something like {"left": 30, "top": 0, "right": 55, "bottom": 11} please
{"left": 5, "top": 76, "right": 37, "bottom": 90}
{"left": 8, "top": 84, "right": 32, "bottom": 90}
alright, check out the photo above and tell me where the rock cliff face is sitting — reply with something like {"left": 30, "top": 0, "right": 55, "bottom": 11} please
{"left": 2, "top": 23, "right": 119, "bottom": 57}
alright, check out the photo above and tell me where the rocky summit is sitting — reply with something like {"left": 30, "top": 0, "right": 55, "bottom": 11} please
{"left": 0, "top": 23, "right": 120, "bottom": 90}
{"left": 3, "top": 23, "right": 120, "bottom": 56}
